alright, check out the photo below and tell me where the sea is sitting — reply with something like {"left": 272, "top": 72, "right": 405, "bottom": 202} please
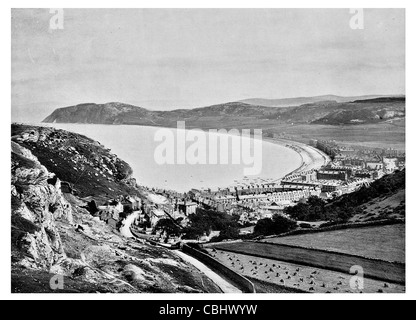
{"left": 40, "top": 123, "right": 302, "bottom": 193}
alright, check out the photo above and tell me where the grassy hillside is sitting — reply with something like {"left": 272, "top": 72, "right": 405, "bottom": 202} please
{"left": 239, "top": 94, "right": 399, "bottom": 108}
{"left": 12, "top": 124, "right": 143, "bottom": 202}
{"left": 285, "top": 169, "right": 405, "bottom": 223}
{"left": 263, "top": 224, "right": 405, "bottom": 263}
{"left": 11, "top": 123, "right": 223, "bottom": 293}
{"left": 43, "top": 97, "right": 405, "bottom": 127}
{"left": 42, "top": 96, "right": 405, "bottom": 150}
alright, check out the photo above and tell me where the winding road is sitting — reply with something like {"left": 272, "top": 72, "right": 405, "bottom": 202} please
{"left": 173, "top": 250, "right": 242, "bottom": 293}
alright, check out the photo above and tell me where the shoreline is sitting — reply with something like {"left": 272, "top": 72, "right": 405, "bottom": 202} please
{"left": 263, "top": 137, "right": 331, "bottom": 178}
{"left": 33, "top": 122, "right": 330, "bottom": 190}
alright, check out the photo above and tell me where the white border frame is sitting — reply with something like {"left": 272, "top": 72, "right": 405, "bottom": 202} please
{"left": 1, "top": 1, "right": 413, "bottom": 301}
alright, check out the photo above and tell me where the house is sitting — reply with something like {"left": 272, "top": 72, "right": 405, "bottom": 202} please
{"left": 121, "top": 196, "right": 140, "bottom": 212}
{"left": 97, "top": 201, "right": 123, "bottom": 221}
{"left": 178, "top": 201, "right": 198, "bottom": 216}
{"left": 149, "top": 209, "right": 166, "bottom": 227}
{"left": 366, "top": 161, "right": 383, "bottom": 170}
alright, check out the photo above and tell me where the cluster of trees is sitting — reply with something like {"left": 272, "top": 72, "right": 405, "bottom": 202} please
{"left": 154, "top": 218, "right": 182, "bottom": 243}
{"left": 285, "top": 169, "right": 405, "bottom": 223}
{"left": 182, "top": 208, "right": 240, "bottom": 241}
{"left": 254, "top": 214, "right": 297, "bottom": 236}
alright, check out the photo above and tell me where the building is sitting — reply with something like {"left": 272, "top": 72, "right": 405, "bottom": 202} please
{"left": 383, "top": 157, "right": 399, "bottom": 174}
{"left": 149, "top": 209, "right": 166, "bottom": 227}
{"left": 317, "top": 170, "right": 348, "bottom": 181}
{"left": 321, "top": 182, "right": 342, "bottom": 193}
{"left": 178, "top": 201, "right": 198, "bottom": 216}
{"left": 121, "top": 196, "right": 140, "bottom": 212}
{"left": 366, "top": 161, "right": 383, "bottom": 170}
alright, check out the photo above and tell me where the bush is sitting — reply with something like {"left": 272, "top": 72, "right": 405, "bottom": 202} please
{"left": 183, "top": 208, "right": 240, "bottom": 240}
{"left": 254, "top": 214, "right": 297, "bottom": 236}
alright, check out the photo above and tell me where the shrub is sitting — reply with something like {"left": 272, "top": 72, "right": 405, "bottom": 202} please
{"left": 254, "top": 214, "right": 297, "bottom": 236}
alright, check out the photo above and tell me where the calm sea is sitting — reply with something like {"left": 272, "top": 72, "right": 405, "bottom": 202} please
{"left": 40, "top": 123, "right": 301, "bottom": 193}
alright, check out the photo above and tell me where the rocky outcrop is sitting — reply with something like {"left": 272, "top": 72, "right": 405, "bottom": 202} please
{"left": 11, "top": 124, "right": 222, "bottom": 293}
{"left": 11, "top": 141, "right": 73, "bottom": 270}
{"left": 11, "top": 124, "right": 139, "bottom": 200}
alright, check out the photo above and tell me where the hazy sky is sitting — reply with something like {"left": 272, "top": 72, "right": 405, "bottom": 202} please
{"left": 12, "top": 8, "right": 405, "bottom": 122}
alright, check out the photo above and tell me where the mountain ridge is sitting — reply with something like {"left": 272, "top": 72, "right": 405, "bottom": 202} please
{"left": 238, "top": 94, "right": 405, "bottom": 108}
{"left": 43, "top": 95, "right": 405, "bottom": 128}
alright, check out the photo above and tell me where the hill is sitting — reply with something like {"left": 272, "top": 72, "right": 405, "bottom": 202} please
{"left": 239, "top": 95, "right": 396, "bottom": 108}
{"left": 12, "top": 123, "right": 141, "bottom": 201}
{"left": 311, "top": 97, "right": 405, "bottom": 125}
{"left": 284, "top": 169, "right": 405, "bottom": 223}
{"left": 11, "top": 124, "right": 222, "bottom": 293}
{"left": 43, "top": 96, "right": 405, "bottom": 128}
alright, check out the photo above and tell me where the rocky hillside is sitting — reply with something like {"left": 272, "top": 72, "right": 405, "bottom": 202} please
{"left": 11, "top": 124, "right": 222, "bottom": 293}
{"left": 12, "top": 124, "right": 141, "bottom": 201}
{"left": 311, "top": 97, "right": 405, "bottom": 125}
{"left": 42, "top": 96, "right": 405, "bottom": 129}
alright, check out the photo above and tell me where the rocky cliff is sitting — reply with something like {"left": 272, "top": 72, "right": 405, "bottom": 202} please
{"left": 11, "top": 124, "right": 221, "bottom": 293}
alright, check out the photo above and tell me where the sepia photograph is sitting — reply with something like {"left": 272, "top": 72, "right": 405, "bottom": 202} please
{"left": 4, "top": 3, "right": 412, "bottom": 306}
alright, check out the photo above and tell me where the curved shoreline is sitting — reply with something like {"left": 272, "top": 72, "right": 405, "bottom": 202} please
{"left": 38, "top": 122, "right": 330, "bottom": 189}
{"left": 263, "top": 137, "right": 331, "bottom": 177}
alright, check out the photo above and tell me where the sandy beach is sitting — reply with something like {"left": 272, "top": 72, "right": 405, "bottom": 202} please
{"left": 268, "top": 138, "right": 331, "bottom": 175}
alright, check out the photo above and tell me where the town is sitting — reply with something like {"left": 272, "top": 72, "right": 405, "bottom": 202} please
{"left": 86, "top": 139, "right": 405, "bottom": 245}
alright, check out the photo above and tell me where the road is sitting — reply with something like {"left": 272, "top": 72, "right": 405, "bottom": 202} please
{"left": 174, "top": 250, "right": 242, "bottom": 293}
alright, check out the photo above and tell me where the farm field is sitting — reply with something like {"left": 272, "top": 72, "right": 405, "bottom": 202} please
{"left": 206, "top": 249, "right": 405, "bottom": 294}
{"left": 262, "top": 224, "right": 405, "bottom": 263}
{"left": 265, "top": 121, "right": 405, "bottom": 151}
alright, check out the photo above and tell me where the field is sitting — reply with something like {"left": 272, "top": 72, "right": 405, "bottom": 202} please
{"left": 262, "top": 224, "right": 405, "bottom": 263}
{"left": 265, "top": 121, "right": 405, "bottom": 151}
{"left": 206, "top": 249, "right": 405, "bottom": 293}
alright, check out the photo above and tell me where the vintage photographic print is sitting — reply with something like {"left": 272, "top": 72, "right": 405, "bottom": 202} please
{"left": 10, "top": 8, "right": 405, "bottom": 297}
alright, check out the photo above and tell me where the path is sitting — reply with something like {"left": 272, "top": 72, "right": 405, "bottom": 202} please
{"left": 173, "top": 250, "right": 242, "bottom": 293}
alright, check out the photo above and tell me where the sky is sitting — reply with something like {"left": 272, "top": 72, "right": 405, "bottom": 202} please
{"left": 11, "top": 8, "right": 405, "bottom": 122}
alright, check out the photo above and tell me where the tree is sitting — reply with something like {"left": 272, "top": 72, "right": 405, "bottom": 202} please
{"left": 183, "top": 208, "right": 240, "bottom": 240}
{"left": 154, "top": 219, "right": 181, "bottom": 242}
{"left": 254, "top": 214, "right": 297, "bottom": 236}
